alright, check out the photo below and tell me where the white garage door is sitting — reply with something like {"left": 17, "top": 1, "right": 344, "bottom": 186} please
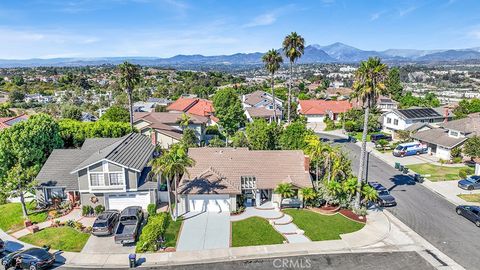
{"left": 107, "top": 192, "right": 151, "bottom": 210}
{"left": 188, "top": 195, "right": 230, "bottom": 213}
{"left": 307, "top": 115, "right": 325, "bottom": 123}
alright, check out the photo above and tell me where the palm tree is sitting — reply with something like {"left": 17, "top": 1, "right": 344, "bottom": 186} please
{"left": 275, "top": 183, "right": 294, "bottom": 208}
{"left": 149, "top": 153, "right": 174, "bottom": 219}
{"left": 352, "top": 57, "right": 388, "bottom": 209}
{"left": 342, "top": 177, "right": 358, "bottom": 203}
{"left": 262, "top": 49, "right": 283, "bottom": 122}
{"left": 361, "top": 185, "right": 379, "bottom": 205}
{"left": 304, "top": 135, "right": 331, "bottom": 189}
{"left": 282, "top": 32, "right": 305, "bottom": 123}
{"left": 300, "top": 187, "right": 317, "bottom": 207}
{"left": 118, "top": 61, "right": 141, "bottom": 130}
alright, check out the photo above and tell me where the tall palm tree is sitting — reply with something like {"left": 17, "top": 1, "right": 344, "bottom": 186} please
{"left": 352, "top": 57, "right": 388, "bottom": 209}
{"left": 304, "top": 135, "right": 331, "bottom": 189}
{"left": 282, "top": 32, "right": 305, "bottom": 123}
{"left": 275, "top": 183, "right": 294, "bottom": 208}
{"left": 262, "top": 49, "right": 283, "bottom": 123}
{"left": 118, "top": 61, "right": 141, "bottom": 130}
{"left": 149, "top": 153, "right": 174, "bottom": 219}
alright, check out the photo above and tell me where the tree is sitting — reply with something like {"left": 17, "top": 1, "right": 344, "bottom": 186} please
{"left": 262, "top": 49, "right": 283, "bottom": 122}
{"left": 118, "top": 61, "right": 141, "bottom": 130}
{"left": 100, "top": 105, "right": 130, "bottom": 122}
{"left": 0, "top": 103, "right": 14, "bottom": 117}
{"left": 12, "top": 76, "right": 25, "bottom": 86}
{"left": 464, "top": 136, "right": 480, "bottom": 159}
{"left": 212, "top": 88, "right": 245, "bottom": 139}
{"left": 304, "top": 135, "right": 331, "bottom": 189}
{"left": 9, "top": 89, "right": 25, "bottom": 103}
{"left": 179, "top": 113, "right": 191, "bottom": 130}
{"left": 300, "top": 187, "right": 317, "bottom": 207}
{"left": 181, "top": 128, "right": 198, "bottom": 147}
{"left": 245, "top": 119, "right": 281, "bottom": 150}
{"left": 58, "top": 119, "right": 133, "bottom": 147}
{"left": 279, "top": 119, "right": 313, "bottom": 150}
{"left": 352, "top": 57, "right": 388, "bottom": 210}
{"left": 0, "top": 114, "right": 63, "bottom": 217}
{"left": 283, "top": 32, "right": 305, "bottom": 123}
{"left": 61, "top": 105, "right": 82, "bottom": 121}
{"left": 386, "top": 67, "right": 403, "bottom": 100}
{"left": 207, "top": 136, "right": 225, "bottom": 147}
{"left": 275, "top": 183, "right": 294, "bottom": 208}
{"left": 231, "top": 131, "right": 249, "bottom": 148}
{"left": 361, "top": 185, "right": 378, "bottom": 205}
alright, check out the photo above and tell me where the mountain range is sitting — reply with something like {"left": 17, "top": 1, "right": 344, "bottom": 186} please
{"left": 2, "top": 42, "right": 480, "bottom": 68}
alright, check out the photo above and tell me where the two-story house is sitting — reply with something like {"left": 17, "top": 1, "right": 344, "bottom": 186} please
{"left": 411, "top": 113, "right": 480, "bottom": 160}
{"left": 382, "top": 108, "right": 452, "bottom": 137}
{"left": 36, "top": 133, "right": 157, "bottom": 210}
{"left": 242, "top": 91, "right": 284, "bottom": 122}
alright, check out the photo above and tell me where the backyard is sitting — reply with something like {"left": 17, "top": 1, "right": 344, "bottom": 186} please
{"left": 283, "top": 209, "right": 365, "bottom": 241}
{"left": 231, "top": 217, "right": 285, "bottom": 247}
{"left": 0, "top": 202, "right": 48, "bottom": 232}
{"left": 19, "top": 227, "right": 90, "bottom": 252}
{"left": 407, "top": 163, "right": 475, "bottom": 181}
{"left": 457, "top": 194, "right": 480, "bottom": 203}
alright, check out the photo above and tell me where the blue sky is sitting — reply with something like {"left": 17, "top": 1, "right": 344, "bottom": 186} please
{"left": 0, "top": 0, "right": 479, "bottom": 59}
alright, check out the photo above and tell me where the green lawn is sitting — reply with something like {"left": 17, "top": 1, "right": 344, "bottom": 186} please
{"left": 350, "top": 132, "right": 388, "bottom": 142}
{"left": 0, "top": 202, "right": 48, "bottom": 232}
{"left": 458, "top": 194, "right": 480, "bottom": 203}
{"left": 231, "top": 217, "right": 285, "bottom": 247}
{"left": 283, "top": 209, "right": 364, "bottom": 241}
{"left": 164, "top": 216, "right": 182, "bottom": 248}
{"left": 407, "top": 163, "right": 474, "bottom": 181}
{"left": 19, "top": 227, "right": 90, "bottom": 252}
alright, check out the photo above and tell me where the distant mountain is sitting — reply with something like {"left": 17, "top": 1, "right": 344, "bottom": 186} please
{"left": 2, "top": 42, "right": 480, "bottom": 68}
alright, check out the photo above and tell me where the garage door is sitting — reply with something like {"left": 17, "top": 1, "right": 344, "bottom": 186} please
{"left": 107, "top": 192, "right": 151, "bottom": 210}
{"left": 188, "top": 195, "right": 230, "bottom": 213}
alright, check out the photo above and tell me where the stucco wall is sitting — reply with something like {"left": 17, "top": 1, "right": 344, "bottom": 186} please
{"left": 436, "top": 146, "right": 452, "bottom": 160}
{"left": 80, "top": 192, "right": 106, "bottom": 208}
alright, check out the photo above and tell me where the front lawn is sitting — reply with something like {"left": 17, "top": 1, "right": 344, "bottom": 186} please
{"left": 407, "top": 163, "right": 474, "bottom": 181}
{"left": 283, "top": 209, "right": 364, "bottom": 241}
{"left": 458, "top": 194, "right": 480, "bottom": 203}
{"left": 19, "top": 227, "right": 90, "bottom": 252}
{"left": 231, "top": 217, "right": 285, "bottom": 247}
{"left": 164, "top": 216, "right": 182, "bottom": 248}
{"left": 0, "top": 202, "right": 48, "bottom": 232}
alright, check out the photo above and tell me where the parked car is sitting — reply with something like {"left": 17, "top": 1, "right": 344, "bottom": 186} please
{"left": 281, "top": 198, "right": 302, "bottom": 208}
{"left": 1, "top": 247, "right": 55, "bottom": 270}
{"left": 0, "top": 238, "right": 4, "bottom": 254}
{"left": 370, "top": 134, "right": 392, "bottom": 143}
{"left": 368, "top": 181, "right": 397, "bottom": 207}
{"left": 92, "top": 210, "right": 120, "bottom": 236}
{"left": 392, "top": 142, "right": 427, "bottom": 157}
{"left": 114, "top": 206, "right": 144, "bottom": 245}
{"left": 458, "top": 175, "right": 480, "bottom": 190}
{"left": 456, "top": 205, "right": 480, "bottom": 227}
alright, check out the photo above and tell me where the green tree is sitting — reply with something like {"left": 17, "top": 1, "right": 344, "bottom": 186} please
{"left": 275, "top": 183, "right": 294, "bottom": 208}
{"left": 300, "top": 187, "right": 317, "bottom": 207}
{"left": 12, "top": 76, "right": 25, "bottom": 86}
{"left": 118, "top": 61, "right": 141, "bottom": 129}
{"left": 304, "top": 135, "right": 331, "bottom": 189}
{"left": 361, "top": 185, "right": 378, "bottom": 205}
{"left": 245, "top": 119, "right": 281, "bottom": 150}
{"left": 181, "top": 128, "right": 198, "bottom": 147}
{"left": 61, "top": 105, "right": 82, "bottom": 121}
{"left": 0, "top": 103, "right": 15, "bottom": 117}
{"left": 386, "top": 67, "right": 403, "bottom": 100}
{"left": 179, "top": 113, "right": 191, "bottom": 130}
{"left": 283, "top": 32, "right": 305, "bottom": 123}
{"left": 207, "top": 136, "right": 226, "bottom": 147}
{"left": 212, "top": 88, "right": 246, "bottom": 139}
{"left": 58, "top": 119, "right": 133, "bottom": 147}
{"left": 279, "top": 119, "right": 313, "bottom": 150}
{"left": 262, "top": 49, "right": 283, "bottom": 122}
{"left": 352, "top": 57, "right": 388, "bottom": 209}
{"left": 231, "top": 131, "right": 249, "bottom": 148}
{"left": 9, "top": 89, "right": 25, "bottom": 103}
{"left": 100, "top": 105, "right": 130, "bottom": 122}
{"left": 464, "top": 136, "right": 480, "bottom": 159}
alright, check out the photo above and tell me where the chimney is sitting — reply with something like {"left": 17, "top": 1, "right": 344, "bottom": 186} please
{"left": 444, "top": 107, "right": 449, "bottom": 123}
{"left": 150, "top": 131, "right": 157, "bottom": 145}
{"left": 304, "top": 155, "right": 310, "bottom": 172}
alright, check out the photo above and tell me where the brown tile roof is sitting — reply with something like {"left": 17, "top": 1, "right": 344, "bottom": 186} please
{"left": 134, "top": 112, "right": 209, "bottom": 125}
{"left": 179, "top": 148, "right": 312, "bottom": 195}
{"left": 439, "top": 113, "right": 480, "bottom": 134}
{"left": 411, "top": 128, "right": 467, "bottom": 149}
{"left": 244, "top": 90, "right": 278, "bottom": 106}
{"left": 245, "top": 107, "right": 282, "bottom": 118}
{"left": 298, "top": 100, "right": 352, "bottom": 115}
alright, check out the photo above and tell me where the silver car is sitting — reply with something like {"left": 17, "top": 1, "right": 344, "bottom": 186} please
{"left": 458, "top": 176, "right": 480, "bottom": 190}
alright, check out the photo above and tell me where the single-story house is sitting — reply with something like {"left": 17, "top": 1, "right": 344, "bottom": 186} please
{"left": 297, "top": 100, "right": 352, "bottom": 122}
{"left": 176, "top": 148, "right": 312, "bottom": 213}
{"left": 382, "top": 107, "right": 452, "bottom": 137}
{"left": 411, "top": 113, "right": 480, "bottom": 160}
{"left": 134, "top": 112, "right": 209, "bottom": 148}
{"left": 35, "top": 133, "right": 158, "bottom": 210}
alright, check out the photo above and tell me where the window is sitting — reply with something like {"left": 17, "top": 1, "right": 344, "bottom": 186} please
{"left": 387, "top": 117, "right": 392, "bottom": 124}
{"left": 241, "top": 176, "right": 256, "bottom": 189}
{"left": 449, "top": 131, "right": 459, "bottom": 137}
{"left": 109, "top": 173, "right": 124, "bottom": 185}
{"left": 90, "top": 173, "right": 105, "bottom": 186}
{"left": 393, "top": 119, "right": 399, "bottom": 125}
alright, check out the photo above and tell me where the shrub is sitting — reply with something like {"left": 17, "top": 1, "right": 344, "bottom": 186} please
{"left": 74, "top": 221, "right": 84, "bottom": 231}
{"left": 459, "top": 168, "right": 469, "bottom": 179}
{"left": 452, "top": 157, "right": 463, "bottom": 164}
{"left": 66, "top": 220, "right": 75, "bottom": 227}
{"left": 82, "top": 205, "right": 93, "bottom": 216}
{"left": 94, "top": 205, "right": 105, "bottom": 215}
{"left": 344, "top": 120, "right": 356, "bottom": 132}
{"left": 451, "top": 146, "right": 462, "bottom": 158}
{"left": 135, "top": 213, "right": 168, "bottom": 252}
{"left": 147, "top": 203, "right": 157, "bottom": 217}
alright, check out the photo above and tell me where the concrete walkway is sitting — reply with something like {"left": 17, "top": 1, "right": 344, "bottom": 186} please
{"left": 231, "top": 202, "right": 310, "bottom": 243}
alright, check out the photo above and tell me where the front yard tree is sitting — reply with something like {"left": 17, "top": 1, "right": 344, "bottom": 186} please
{"left": 245, "top": 119, "right": 280, "bottom": 150}
{"left": 361, "top": 185, "right": 378, "bottom": 205}
{"left": 5, "top": 165, "right": 38, "bottom": 217}
{"left": 212, "top": 88, "right": 246, "bottom": 143}
{"left": 283, "top": 32, "right": 305, "bottom": 123}
{"left": 275, "top": 183, "right": 294, "bottom": 208}
{"left": 300, "top": 187, "right": 316, "bottom": 207}
{"left": 262, "top": 49, "right": 283, "bottom": 122}
{"left": 118, "top": 61, "right": 141, "bottom": 130}
{"left": 386, "top": 67, "right": 403, "bottom": 100}
{"left": 279, "top": 119, "right": 313, "bottom": 150}
{"left": 100, "top": 105, "right": 130, "bottom": 123}
{"left": 463, "top": 136, "right": 480, "bottom": 159}
{"left": 352, "top": 57, "right": 388, "bottom": 210}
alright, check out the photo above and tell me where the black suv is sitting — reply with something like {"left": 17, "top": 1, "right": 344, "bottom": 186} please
{"left": 92, "top": 210, "right": 120, "bottom": 236}
{"left": 456, "top": 205, "right": 480, "bottom": 227}
{"left": 370, "top": 134, "right": 392, "bottom": 143}
{"left": 1, "top": 247, "right": 55, "bottom": 270}
{"left": 368, "top": 181, "right": 397, "bottom": 207}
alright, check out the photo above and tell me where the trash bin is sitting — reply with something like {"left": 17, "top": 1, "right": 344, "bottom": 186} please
{"left": 395, "top": 162, "right": 400, "bottom": 169}
{"left": 403, "top": 167, "right": 409, "bottom": 174}
{"left": 414, "top": 174, "right": 424, "bottom": 183}
{"left": 399, "top": 165, "right": 404, "bottom": 171}
{"left": 129, "top": 253, "right": 136, "bottom": 268}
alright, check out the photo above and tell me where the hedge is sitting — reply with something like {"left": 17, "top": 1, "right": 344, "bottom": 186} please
{"left": 135, "top": 212, "right": 168, "bottom": 252}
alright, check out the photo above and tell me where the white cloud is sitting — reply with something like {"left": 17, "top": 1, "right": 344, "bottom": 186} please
{"left": 370, "top": 11, "right": 386, "bottom": 21}
{"left": 468, "top": 29, "right": 480, "bottom": 39}
{"left": 398, "top": 6, "right": 417, "bottom": 17}
{"left": 243, "top": 4, "right": 295, "bottom": 28}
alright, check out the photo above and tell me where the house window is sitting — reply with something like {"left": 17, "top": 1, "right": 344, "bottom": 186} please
{"left": 90, "top": 173, "right": 105, "bottom": 186}
{"left": 109, "top": 173, "right": 124, "bottom": 185}
{"left": 387, "top": 117, "right": 392, "bottom": 124}
{"left": 449, "top": 131, "right": 459, "bottom": 137}
{"left": 241, "top": 176, "right": 256, "bottom": 189}
{"left": 393, "top": 119, "right": 398, "bottom": 125}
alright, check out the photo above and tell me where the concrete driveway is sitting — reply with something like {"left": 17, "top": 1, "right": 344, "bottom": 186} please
{"left": 176, "top": 211, "right": 230, "bottom": 251}
{"left": 81, "top": 235, "right": 135, "bottom": 254}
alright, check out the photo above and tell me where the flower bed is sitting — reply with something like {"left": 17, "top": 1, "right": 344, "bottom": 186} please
{"left": 339, "top": 209, "right": 367, "bottom": 223}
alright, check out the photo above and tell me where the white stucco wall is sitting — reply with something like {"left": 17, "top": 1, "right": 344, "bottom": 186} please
{"left": 382, "top": 112, "right": 408, "bottom": 131}
{"left": 475, "top": 163, "right": 480, "bottom": 175}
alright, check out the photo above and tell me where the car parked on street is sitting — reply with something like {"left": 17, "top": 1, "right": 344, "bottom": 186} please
{"left": 114, "top": 206, "right": 144, "bottom": 245}
{"left": 1, "top": 247, "right": 55, "bottom": 270}
{"left": 456, "top": 205, "right": 480, "bottom": 227}
{"left": 392, "top": 142, "right": 427, "bottom": 157}
{"left": 458, "top": 175, "right": 480, "bottom": 190}
{"left": 368, "top": 182, "right": 397, "bottom": 207}
{"left": 370, "top": 133, "right": 392, "bottom": 143}
{"left": 92, "top": 210, "right": 120, "bottom": 236}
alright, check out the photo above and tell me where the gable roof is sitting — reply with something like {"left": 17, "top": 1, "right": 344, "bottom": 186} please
{"left": 134, "top": 111, "right": 209, "bottom": 125}
{"left": 166, "top": 97, "right": 214, "bottom": 117}
{"left": 298, "top": 100, "right": 352, "bottom": 115}
{"left": 243, "top": 90, "right": 283, "bottom": 107}
{"left": 245, "top": 107, "right": 282, "bottom": 119}
{"left": 393, "top": 108, "right": 443, "bottom": 120}
{"left": 439, "top": 113, "right": 480, "bottom": 134}
{"left": 411, "top": 128, "right": 468, "bottom": 149}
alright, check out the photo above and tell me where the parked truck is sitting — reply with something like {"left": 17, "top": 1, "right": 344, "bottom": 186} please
{"left": 114, "top": 206, "right": 144, "bottom": 245}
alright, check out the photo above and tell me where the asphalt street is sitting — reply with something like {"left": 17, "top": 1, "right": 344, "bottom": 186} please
{"left": 59, "top": 251, "right": 434, "bottom": 270}
{"left": 321, "top": 134, "right": 480, "bottom": 270}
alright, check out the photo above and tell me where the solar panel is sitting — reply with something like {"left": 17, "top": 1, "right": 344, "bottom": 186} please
{"left": 398, "top": 108, "right": 441, "bottom": 119}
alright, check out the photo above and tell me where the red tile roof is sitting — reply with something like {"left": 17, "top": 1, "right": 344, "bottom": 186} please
{"left": 298, "top": 100, "right": 352, "bottom": 115}
{"left": 166, "top": 97, "right": 214, "bottom": 117}
{"left": 166, "top": 97, "right": 198, "bottom": 112}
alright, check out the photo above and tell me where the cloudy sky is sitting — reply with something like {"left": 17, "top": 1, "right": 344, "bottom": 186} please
{"left": 0, "top": 0, "right": 479, "bottom": 59}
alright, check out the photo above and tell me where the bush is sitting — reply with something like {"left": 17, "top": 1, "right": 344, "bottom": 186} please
{"left": 205, "top": 125, "right": 221, "bottom": 136}
{"left": 452, "top": 157, "right": 463, "bottom": 164}
{"left": 66, "top": 220, "right": 75, "bottom": 227}
{"left": 74, "top": 221, "right": 84, "bottom": 231}
{"left": 82, "top": 205, "right": 93, "bottom": 216}
{"left": 344, "top": 120, "right": 356, "bottom": 132}
{"left": 94, "top": 205, "right": 105, "bottom": 215}
{"left": 459, "top": 168, "right": 469, "bottom": 179}
{"left": 136, "top": 213, "right": 168, "bottom": 252}
{"left": 147, "top": 204, "right": 157, "bottom": 217}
